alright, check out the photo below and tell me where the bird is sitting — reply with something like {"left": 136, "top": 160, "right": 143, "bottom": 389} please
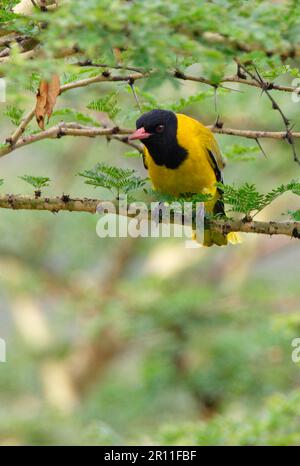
{"left": 129, "top": 109, "right": 240, "bottom": 246}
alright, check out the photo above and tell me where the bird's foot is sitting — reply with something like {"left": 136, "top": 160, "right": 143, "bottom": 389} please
{"left": 151, "top": 201, "right": 170, "bottom": 226}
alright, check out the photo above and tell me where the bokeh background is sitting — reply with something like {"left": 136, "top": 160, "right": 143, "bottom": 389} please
{"left": 0, "top": 0, "right": 300, "bottom": 446}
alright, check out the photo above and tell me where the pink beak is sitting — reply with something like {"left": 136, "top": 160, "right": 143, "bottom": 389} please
{"left": 128, "top": 127, "right": 152, "bottom": 141}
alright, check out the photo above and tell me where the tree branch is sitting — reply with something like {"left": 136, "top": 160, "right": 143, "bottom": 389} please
{"left": 59, "top": 71, "right": 146, "bottom": 94}
{"left": 172, "top": 70, "right": 297, "bottom": 93}
{"left": 0, "top": 194, "right": 299, "bottom": 239}
{"left": 0, "top": 123, "right": 132, "bottom": 157}
{"left": 68, "top": 65, "right": 299, "bottom": 94}
{"left": 5, "top": 108, "right": 36, "bottom": 147}
{"left": 2, "top": 122, "right": 300, "bottom": 159}
{"left": 207, "top": 126, "right": 300, "bottom": 140}
{"left": 107, "top": 134, "right": 143, "bottom": 154}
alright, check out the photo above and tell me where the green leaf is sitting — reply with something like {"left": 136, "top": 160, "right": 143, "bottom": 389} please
{"left": 133, "top": 87, "right": 214, "bottom": 113}
{"left": 0, "top": 10, "right": 18, "bottom": 23}
{"left": 4, "top": 105, "right": 24, "bottom": 126}
{"left": 52, "top": 108, "right": 100, "bottom": 126}
{"left": 217, "top": 180, "right": 300, "bottom": 217}
{"left": 288, "top": 210, "right": 300, "bottom": 221}
{"left": 79, "top": 163, "right": 147, "bottom": 196}
{"left": 23, "top": 73, "right": 41, "bottom": 93}
{"left": 123, "top": 151, "right": 142, "bottom": 158}
{"left": 19, "top": 175, "right": 51, "bottom": 190}
{"left": 259, "top": 180, "right": 300, "bottom": 212}
{"left": 223, "top": 144, "right": 260, "bottom": 162}
{"left": 217, "top": 182, "right": 264, "bottom": 216}
{"left": 87, "top": 92, "right": 120, "bottom": 120}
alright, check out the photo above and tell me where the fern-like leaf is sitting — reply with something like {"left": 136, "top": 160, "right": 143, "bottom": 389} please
{"left": 223, "top": 144, "right": 260, "bottom": 162}
{"left": 79, "top": 163, "right": 147, "bottom": 197}
{"left": 52, "top": 108, "right": 100, "bottom": 126}
{"left": 87, "top": 92, "right": 120, "bottom": 120}
{"left": 288, "top": 210, "right": 300, "bottom": 221}
{"left": 4, "top": 105, "right": 24, "bottom": 126}
{"left": 19, "top": 175, "right": 50, "bottom": 190}
{"left": 258, "top": 180, "right": 300, "bottom": 213}
{"left": 217, "top": 182, "right": 264, "bottom": 216}
{"left": 217, "top": 180, "right": 300, "bottom": 217}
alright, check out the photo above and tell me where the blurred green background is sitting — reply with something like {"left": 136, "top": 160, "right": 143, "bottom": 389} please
{"left": 0, "top": 0, "right": 300, "bottom": 446}
{"left": 0, "top": 73, "right": 299, "bottom": 445}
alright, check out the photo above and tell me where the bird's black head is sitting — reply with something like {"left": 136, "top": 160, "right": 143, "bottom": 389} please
{"left": 129, "top": 109, "right": 187, "bottom": 168}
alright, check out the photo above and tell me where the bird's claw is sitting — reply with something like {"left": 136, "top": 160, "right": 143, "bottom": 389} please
{"left": 152, "top": 201, "right": 169, "bottom": 226}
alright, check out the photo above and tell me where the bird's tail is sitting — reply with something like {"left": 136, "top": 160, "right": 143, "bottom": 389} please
{"left": 203, "top": 230, "right": 242, "bottom": 247}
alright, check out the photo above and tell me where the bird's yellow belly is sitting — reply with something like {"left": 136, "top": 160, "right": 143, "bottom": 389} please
{"left": 147, "top": 153, "right": 217, "bottom": 197}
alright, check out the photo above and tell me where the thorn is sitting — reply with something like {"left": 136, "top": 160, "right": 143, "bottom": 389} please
{"left": 214, "top": 87, "right": 218, "bottom": 114}
{"left": 61, "top": 194, "right": 70, "bottom": 203}
{"left": 254, "top": 65, "right": 264, "bottom": 85}
{"left": 255, "top": 138, "right": 267, "bottom": 159}
{"left": 214, "top": 115, "right": 224, "bottom": 129}
{"left": 152, "top": 201, "right": 168, "bottom": 226}
{"left": 285, "top": 130, "right": 293, "bottom": 144}
{"left": 174, "top": 70, "right": 186, "bottom": 79}
{"left": 128, "top": 80, "right": 142, "bottom": 113}
{"left": 112, "top": 126, "right": 120, "bottom": 134}
{"left": 237, "top": 64, "right": 247, "bottom": 80}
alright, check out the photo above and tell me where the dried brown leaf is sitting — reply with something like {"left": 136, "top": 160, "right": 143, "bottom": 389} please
{"left": 35, "top": 74, "right": 60, "bottom": 130}
{"left": 45, "top": 74, "right": 60, "bottom": 119}
{"left": 35, "top": 80, "right": 48, "bottom": 130}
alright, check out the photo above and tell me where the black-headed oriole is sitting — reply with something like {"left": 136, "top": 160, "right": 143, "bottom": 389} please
{"left": 129, "top": 109, "right": 240, "bottom": 246}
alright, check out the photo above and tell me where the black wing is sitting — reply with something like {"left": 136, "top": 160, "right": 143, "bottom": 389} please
{"left": 207, "top": 148, "right": 225, "bottom": 216}
{"left": 207, "top": 148, "right": 223, "bottom": 183}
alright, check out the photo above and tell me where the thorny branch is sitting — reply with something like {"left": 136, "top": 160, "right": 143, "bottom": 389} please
{"left": 2, "top": 121, "right": 300, "bottom": 159}
{"left": 1, "top": 123, "right": 132, "bottom": 157}
{"left": 0, "top": 194, "right": 298, "bottom": 240}
{"left": 237, "top": 62, "right": 300, "bottom": 165}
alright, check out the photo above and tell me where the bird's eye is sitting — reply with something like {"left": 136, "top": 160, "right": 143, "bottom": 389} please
{"left": 155, "top": 124, "right": 164, "bottom": 133}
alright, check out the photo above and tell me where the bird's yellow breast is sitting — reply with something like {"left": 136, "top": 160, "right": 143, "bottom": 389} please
{"left": 144, "top": 113, "right": 219, "bottom": 201}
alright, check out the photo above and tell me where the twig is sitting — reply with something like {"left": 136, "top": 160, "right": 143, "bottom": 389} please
{"left": 208, "top": 127, "right": 300, "bottom": 140}
{"left": 108, "top": 135, "right": 143, "bottom": 154}
{"left": 172, "top": 70, "right": 297, "bottom": 93}
{"left": 76, "top": 60, "right": 143, "bottom": 73}
{"left": 0, "top": 123, "right": 132, "bottom": 158}
{"left": 72, "top": 65, "right": 298, "bottom": 93}
{"left": 59, "top": 72, "right": 146, "bottom": 93}
{"left": 0, "top": 49, "right": 37, "bottom": 65}
{"left": 5, "top": 108, "right": 36, "bottom": 146}
{"left": 238, "top": 62, "right": 300, "bottom": 165}
{"left": 0, "top": 194, "right": 298, "bottom": 239}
